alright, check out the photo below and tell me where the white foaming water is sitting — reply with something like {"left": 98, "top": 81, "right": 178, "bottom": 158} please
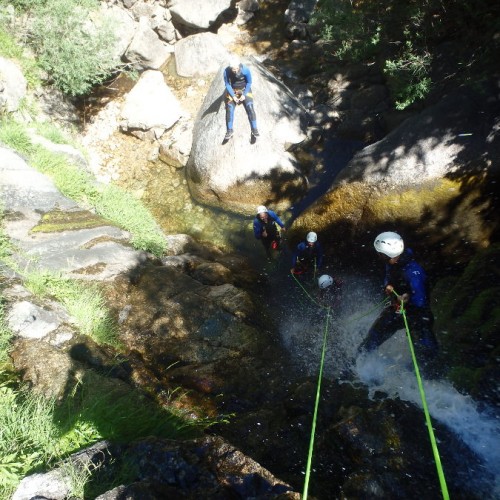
{"left": 355, "top": 340, "right": 500, "bottom": 498}
{"left": 280, "top": 275, "right": 500, "bottom": 498}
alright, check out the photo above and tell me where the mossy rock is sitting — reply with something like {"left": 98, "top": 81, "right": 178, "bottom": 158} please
{"left": 31, "top": 208, "right": 113, "bottom": 233}
{"left": 432, "top": 243, "right": 500, "bottom": 402}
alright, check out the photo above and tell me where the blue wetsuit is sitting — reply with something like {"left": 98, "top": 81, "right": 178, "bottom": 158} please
{"left": 359, "top": 248, "right": 438, "bottom": 357}
{"left": 224, "top": 64, "right": 258, "bottom": 132}
{"left": 253, "top": 210, "right": 285, "bottom": 255}
{"left": 291, "top": 241, "right": 324, "bottom": 273}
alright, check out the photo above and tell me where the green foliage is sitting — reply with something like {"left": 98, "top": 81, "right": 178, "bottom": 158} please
{"left": 29, "top": 146, "right": 166, "bottom": 255}
{"left": 0, "top": 370, "right": 204, "bottom": 497}
{"left": 310, "top": 0, "right": 380, "bottom": 62}
{"left": 384, "top": 40, "right": 432, "bottom": 110}
{"left": 0, "top": 386, "right": 59, "bottom": 496}
{"left": 0, "top": 25, "right": 41, "bottom": 89}
{"left": 0, "top": 124, "right": 166, "bottom": 256}
{"left": 34, "top": 122, "right": 74, "bottom": 145}
{"left": 312, "top": 0, "right": 500, "bottom": 109}
{"left": 0, "top": 118, "right": 34, "bottom": 155}
{"left": 5, "top": 0, "right": 49, "bottom": 10}
{"left": 24, "top": 270, "right": 120, "bottom": 347}
{"left": 95, "top": 184, "right": 167, "bottom": 255}
{"left": 30, "top": 146, "right": 96, "bottom": 200}
{"left": 30, "top": 0, "right": 119, "bottom": 96}
{"left": 56, "top": 371, "right": 201, "bottom": 443}
{"left": 0, "top": 298, "right": 12, "bottom": 365}
{"left": 312, "top": 0, "right": 432, "bottom": 108}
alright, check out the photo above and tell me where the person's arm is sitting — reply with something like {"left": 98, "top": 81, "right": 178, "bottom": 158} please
{"left": 241, "top": 65, "right": 253, "bottom": 95}
{"left": 406, "top": 263, "right": 427, "bottom": 307}
{"left": 223, "top": 68, "right": 235, "bottom": 98}
{"left": 268, "top": 210, "right": 285, "bottom": 229}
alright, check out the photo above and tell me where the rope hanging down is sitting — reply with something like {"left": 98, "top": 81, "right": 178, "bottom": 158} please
{"left": 395, "top": 290, "right": 450, "bottom": 500}
{"left": 302, "top": 306, "right": 331, "bottom": 500}
{"left": 291, "top": 274, "right": 450, "bottom": 499}
{"left": 291, "top": 272, "right": 389, "bottom": 499}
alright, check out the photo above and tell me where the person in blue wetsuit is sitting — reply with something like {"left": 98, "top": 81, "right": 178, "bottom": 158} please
{"left": 358, "top": 231, "right": 438, "bottom": 362}
{"left": 253, "top": 205, "right": 285, "bottom": 258}
{"left": 223, "top": 55, "right": 259, "bottom": 141}
{"left": 291, "top": 232, "right": 324, "bottom": 276}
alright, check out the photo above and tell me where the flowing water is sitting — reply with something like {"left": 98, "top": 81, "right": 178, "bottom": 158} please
{"left": 273, "top": 269, "right": 500, "bottom": 499}
{"left": 77, "top": 5, "right": 499, "bottom": 493}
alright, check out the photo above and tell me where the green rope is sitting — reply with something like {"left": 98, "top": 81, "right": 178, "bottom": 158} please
{"left": 342, "top": 296, "right": 391, "bottom": 325}
{"left": 291, "top": 275, "right": 449, "bottom": 499}
{"left": 302, "top": 306, "right": 331, "bottom": 500}
{"left": 291, "top": 272, "right": 328, "bottom": 310}
{"left": 396, "top": 291, "right": 450, "bottom": 500}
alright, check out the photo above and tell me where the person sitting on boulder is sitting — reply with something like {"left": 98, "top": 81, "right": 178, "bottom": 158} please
{"left": 291, "top": 232, "right": 324, "bottom": 277}
{"left": 223, "top": 55, "right": 259, "bottom": 141}
{"left": 253, "top": 205, "right": 285, "bottom": 258}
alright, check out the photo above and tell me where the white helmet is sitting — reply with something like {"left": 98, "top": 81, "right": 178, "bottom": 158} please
{"left": 256, "top": 205, "right": 268, "bottom": 214}
{"left": 318, "top": 274, "right": 334, "bottom": 289}
{"left": 228, "top": 55, "right": 241, "bottom": 69}
{"left": 306, "top": 232, "right": 317, "bottom": 243}
{"left": 374, "top": 232, "right": 404, "bottom": 258}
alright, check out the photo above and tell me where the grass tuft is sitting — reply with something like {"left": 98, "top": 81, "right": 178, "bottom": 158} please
{"left": 0, "top": 118, "right": 34, "bottom": 156}
{"left": 24, "top": 270, "right": 120, "bottom": 347}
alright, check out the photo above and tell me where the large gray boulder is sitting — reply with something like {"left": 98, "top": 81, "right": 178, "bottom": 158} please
{"left": 186, "top": 57, "right": 311, "bottom": 215}
{"left": 124, "top": 17, "right": 171, "bottom": 70}
{"left": 0, "top": 146, "right": 150, "bottom": 281}
{"left": 174, "top": 32, "right": 230, "bottom": 77}
{"left": 168, "top": 0, "right": 232, "bottom": 31}
{"left": 120, "top": 70, "right": 185, "bottom": 139}
{"left": 293, "top": 78, "right": 500, "bottom": 258}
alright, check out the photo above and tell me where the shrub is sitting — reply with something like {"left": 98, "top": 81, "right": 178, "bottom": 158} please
{"left": 310, "top": 0, "right": 380, "bottom": 62}
{"left": 31, "top": 0, "right": 120, "bottom": 96}
{"left": 311, "top": 0, "right": 432, "bottom": 109}
{"left": 384, "top": 40, "right": 432, "bottom": 110}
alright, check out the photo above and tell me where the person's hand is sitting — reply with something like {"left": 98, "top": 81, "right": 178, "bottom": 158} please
{"left": 281, "top": 227, "right": 286, "bottom": 232}
{"left": 400, "top": 293, "right": 410, "bottom": 303}
{"left": 290, "top": 268, "right": 296, "bottom": 274}
{"left": 239, "top": 94, "right": 246, "bottom": 102}
{"left": 262, "top": 229, "right": 267, "bottom": 237}
{"left": 384, "top": 284, "right": 394, "bottom": 295}
{"left": 232, "top": 95, "right": 240, "bottom": 103}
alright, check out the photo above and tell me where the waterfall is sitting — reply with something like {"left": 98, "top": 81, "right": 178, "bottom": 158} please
{"left": 279, "top": 272, "right": 500, "bottom": 499}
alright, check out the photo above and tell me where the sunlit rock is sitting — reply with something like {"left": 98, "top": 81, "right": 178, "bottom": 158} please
{"left": 293, "top": 80, "right": 500, "bottom": 259}
{"left": 169, "top": 0, "right": 233, "bottom": 31}
{"left": 124, "top": 17, "right": 171, "bottom": 70}
{"left": 175, "top": 32, "right": 230, "bottom": 77}
{"left": 0, "top": 56, "right": 27, "bottom": 113}
{"left": 120, "top": 70, "right": 185, "bottom": 139}
{"left": 187, "top": 57, "right": 310, "bottom": 215}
